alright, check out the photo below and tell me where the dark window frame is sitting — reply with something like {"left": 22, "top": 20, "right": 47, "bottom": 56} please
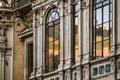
{"left": 92, "top": 0, "right": 113, "bottom": 59}
{"left": 45, "top": 7, "right": 60, "bottom": 73}
{"left": 73, "top": 0, "right": 79, "bottom": 63}
{"left": 26, "top": 41, "right": 33, "bottom": 78}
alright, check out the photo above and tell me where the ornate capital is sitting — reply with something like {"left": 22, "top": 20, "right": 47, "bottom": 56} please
{"left": 0, "top": 27, "right": 7, "bottom": 50}
{"left": 82, "top": 0, "right": 89, "bottom": 9}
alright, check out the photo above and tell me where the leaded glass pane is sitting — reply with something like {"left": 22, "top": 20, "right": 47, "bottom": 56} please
{"left": 45, "top": 7, "right": 60, "bottom": 72}
{"left": 93, "top": 67, "right": 98, "bottom": 76}
{"left": 93, "top": 0, "right": 112, "bottom": 59}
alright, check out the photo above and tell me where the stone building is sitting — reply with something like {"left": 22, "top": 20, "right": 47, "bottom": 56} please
{"left": 0, "top": 0, "right": 120, "bottom": 80}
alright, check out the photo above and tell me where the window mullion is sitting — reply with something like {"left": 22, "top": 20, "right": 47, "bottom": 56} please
{"left": 102, "top": 2, "right": 104, "bottom": 58}
{"left": 109, "top": 1, "right": 111, "bottom": 50}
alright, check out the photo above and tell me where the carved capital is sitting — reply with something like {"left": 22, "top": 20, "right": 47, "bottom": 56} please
{"left": 0, "top": 27, "right": 7, "bottom": 49}
{"left": 82, "top": 0, "right": 89, "bottom": 9}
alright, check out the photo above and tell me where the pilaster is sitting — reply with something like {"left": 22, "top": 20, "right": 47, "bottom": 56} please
{"left": 0, "top": 53, "right": 1, "bottom": 80}
{"left": 1, "top": 52, "right": 5, "bottom": 80}
{"left": 66, "top": 70, "right": 72, "bottom": 80}
{"left": 81, "top": 0, "right": 90, "bottom": 64}
{"left": 76, "top": 67, "right": 82, "bottom": 80}
{"left": 36, "top": 7, "right": 44, "bottom": 77}
{"left": 30, "top": 10, "right": 38, "bottom": 79}
{"left": 58, "top": 0, "right": 65, "bottom": 71}
{"left": 64, "top": 0, "right": 73, "bottom": 69}
{"left": 59, "top": 71, "right": 64, "bottom": 80}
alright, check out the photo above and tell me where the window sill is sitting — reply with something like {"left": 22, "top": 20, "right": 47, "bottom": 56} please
{"left": 43, "top": 70, "right": 59, "bottom": 77}
{"left": 90, "top": 57, "right": 110, "bottom": 64}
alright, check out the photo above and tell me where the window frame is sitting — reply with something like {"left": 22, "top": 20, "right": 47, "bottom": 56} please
{"left": 92, "top": 0, "right": 113, "bottom": 60}
{"left": 73, "top": 0, "right": 79, "bottom": 63}
{"left": 45, "top": 7, "right": 60, "bottom": 73}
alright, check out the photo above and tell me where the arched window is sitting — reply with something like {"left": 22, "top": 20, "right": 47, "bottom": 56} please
{"left": 45, "top": 7, "right": 60, "bottom": 72}
{"left": 92, "top": 0, "right": 112, "bottom": 59}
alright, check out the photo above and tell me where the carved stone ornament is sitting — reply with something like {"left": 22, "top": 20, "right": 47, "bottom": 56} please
{"left": 0, "top": 28, "right": 7, "bottom": 43}
{"left": 76, "top": 67, "right": 81, "bottom": 79}
{"left": 111, "top": 58, "right": 115, "bottom": 72}
{"left": 83, "top": 65, "right": 89, "bottom": 79}
{"left": 82, "top": 0, "right": 86, "bottom": 9}
{"left": 82, "top": 0, "right": 89, "bottom": 9}
{"left": 117, "top": 42, "right": 120, "bottom": 54}
{"left": 17, "top": 19, "right": 33, "bottom": 33}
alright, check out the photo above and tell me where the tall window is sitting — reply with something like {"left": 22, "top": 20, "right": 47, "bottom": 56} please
{"left": 45, "top": 7, "right": 60, "bottom": 72}
{"left": 73, "top": 0, "right": 79, "bottom": 62}
{"left": 92, "top": 0, "right": 112, "bottom": 59}
{"left": 27, "top": 42, "right": 33, "bottom": 79}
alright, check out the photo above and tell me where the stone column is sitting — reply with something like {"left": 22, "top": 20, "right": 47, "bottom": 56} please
{"left": 58, "top": 0, "right": 65, "bottom": 71}
{"left": 110, "top": 0, "right": 117, "bottom": 80}
{"left": 81, "top": 0, "right": 90, "bottom": 80}
{"left": 64, "top": 0, "right": 73, "bottom": 69}
{"left": 81, "top": 0, "right": 90, "bottom": 64}
{"left": 0, "top": 52, "right": 1, "bottom": 80}
{"left": 30, "top": 10, "right": 38, "bottom": 79}
{"left": 77, "top": 0, "right": 82, "bottom": 65}
{"left": 36, "top": 7, "right": 43, "bottom": 77}
{"left": 1, "top": 52, "right": 4, "bottom": 80}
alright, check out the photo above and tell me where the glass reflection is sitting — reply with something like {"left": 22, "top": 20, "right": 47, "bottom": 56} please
{"left": 46, "top": 8, "right": 60, "bottom": 72}
{"left": 93, "top": 0, "right": 112, "bottom": 59}
{"left": 103, "top": 40, "right": 109, "bottom": 57}
{"left": 74, "top": 2, "right": 79, "bottom": 61}
{"left": 48, "top": 10, "right": 59, "bottom": 23}
{"left": 96, "top": 42, "right": 102, "bottom": 58}
{"left": 103, "top": 6, "right": 109, "bottom": 22}
{"left": 96, "top": 8, "right": 102, "bottom": 25}
{"left": 49, "top": 27, "right": 53, "bottom": 42}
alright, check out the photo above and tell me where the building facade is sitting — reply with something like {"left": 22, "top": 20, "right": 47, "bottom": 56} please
{"left": 1, "top": 0, "right": 120, "bottom": 80}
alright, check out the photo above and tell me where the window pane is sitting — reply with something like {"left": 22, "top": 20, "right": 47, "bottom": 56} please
{"left": 106, "top": 64, "right": 111, "bottom": 72}
{"left": 96, "top": 42, "right": 102, "bottom": 58}
{"left": 99, "top": 66, "right": 104, "bottom": 74}
{"left": 103, "top": 0, "right": 109, "bottom": 5}
{"left": 47, "top": 9, "right": 59, "bottom": 23}
{"left": 110, "top": 4, "right": 112, "bottom": 12}
{"left": 110, "top": 12, "right": 112, "bottom": 20}
{"left": 54, "top": 25, "right": 59, "bottom": 40}
{"left": 75, "top": 17, "right": 78, "bottom": 28}
{"left": 93, "top": 67, "right": 98, "bottom": 76}
{"left": 110, "top": 21, "right": 112, "bottom": 38}
{"left": 75, "top": 49, "right": 78, "bottom": 60}
{"left": 94, "top": 0, "right": 101, "bottom": 4}
{"left": 49, "top": 27, "right": 53, "bottom": 42}
{"left": 49, "top": 57, "right": 53, "bottom": 71}
{"left": 103, "top": 5, "right": 109, "bottom": 22}
{"left": 48, "top": 15, "right": 53, "bottom": 23}
{"left": 96, "top": 3, "right": 102, "bottom": 8}
{"left": 49, "top": 42, "right": 53, "bottom": 55}
{"left": 54, "top": 40, "right": 59, "bottom": 56}
{"left": 96, "top": 25, "right": 102, "bottom": 42}
{"left": 96, "top": 8, "right": 102, "bottom": 25}
{"left": 103, "top": 40, "right": 109, "bottom": 57}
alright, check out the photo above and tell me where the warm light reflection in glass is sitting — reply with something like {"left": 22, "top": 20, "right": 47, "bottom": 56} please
{"left": 45, "top": 8, "right": 60, "bottom": 72}
{"left": 74, "top": 2, "right": 79, "bottom": 61}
